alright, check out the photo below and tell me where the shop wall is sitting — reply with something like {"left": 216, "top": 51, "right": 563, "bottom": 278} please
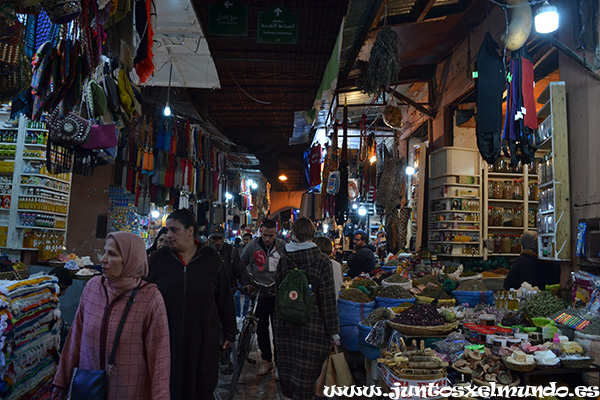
{"left": 270, "top": 190, "right": 303, "bottom": 216}
{"left": 65, "top": 165, "right": 114, "bottom": 262}
{"left": 558, "top": 4, "right": 600, "bottom": 273}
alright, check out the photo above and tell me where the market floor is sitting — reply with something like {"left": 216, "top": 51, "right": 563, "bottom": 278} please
{"left": 215, "top": 319, "right": 283, "bottom": 400}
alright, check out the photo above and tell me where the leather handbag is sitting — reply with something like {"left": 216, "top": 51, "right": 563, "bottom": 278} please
{"left": 48, "top": 109, "right": 91, "bottom": 147}
{"left": 68, "top": 283, "right": 141, "bottom": 400}
{"left": 41, "top": 0, "right": 81, "bottom": 25}
{"left": 81, "top": 124, "right": 117, "bottom": 150}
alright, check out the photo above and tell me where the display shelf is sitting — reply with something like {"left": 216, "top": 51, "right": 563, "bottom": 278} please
{"left": 0, "top": 114, "right": 71, "bottom": 255}
{"left": 430, "top": 220, "right": 480, "bottom": 224}
{"left": 430, "top": 210, "right": 479, "bottom": 214}
{"left": 430, "top": 196, "right": 479, "bottom": 201}
{"left": 17, "top": 209, "right": 67, "bottom": 217}
{"left": 535, "top": 82, "right": 571, "bottom": 261}
{"left": 430, "top": 183, "right": 480, "bottom": 189}
{"left": 429, "top": 241, "right": 479, "bottom": 244}
{"left": 409, "top": 142, "right": 427, "bottom": 251}
{"left": 538, "top": 181, "right": 554, "bottom": 190}
{"left": 21, "top": 173, "right": 70, "bottom": 184}
{"left": 20, "top": 184, "right": 69, "bottom": 194}
{"left": 15, "top": 226, "right": 65, "bottom": 231}
{"left": 488, "top": 172, "right": 524, "bottom": 179}
{"left": 539, "top": 136, "right": 552, "bottom": 151}
{"left": 483, "top": 156, "right": 539, "bottom": 260}
{"left": 429, "top": 229, "right": 480, "bottom": 232}
{"left": 487, "top": 198, "right": 526, "bottom": 204}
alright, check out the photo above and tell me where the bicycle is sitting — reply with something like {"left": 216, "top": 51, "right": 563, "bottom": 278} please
{"left": 228, "top": 276, "right": 275, "bottom": 399}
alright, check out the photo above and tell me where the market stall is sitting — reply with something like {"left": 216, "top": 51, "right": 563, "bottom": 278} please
{"left": 334, "top": 256, "right": 600, "bottom": 397}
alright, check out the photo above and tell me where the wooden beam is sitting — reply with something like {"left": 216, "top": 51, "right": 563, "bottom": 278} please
{"left": 388, "top": 89, "right": 434, "bottom": 118}
{"left": 411, "top": 0, "right": 437, "bottom": 23}
{"left": 340, "top": 0, "right": 385, "bottom": 81}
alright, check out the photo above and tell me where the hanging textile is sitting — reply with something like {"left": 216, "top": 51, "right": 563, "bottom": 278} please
{"left": 502, "top": 46, "right": 540, "bottom": 166}
{"left": 475, "top": 33, "right": 505, "bottom": 165}
{"left": 133, "top": 0, "right": 155, "bottom": 83}
{"left": 308, "top": 144, "right": 322, "bottom": 189}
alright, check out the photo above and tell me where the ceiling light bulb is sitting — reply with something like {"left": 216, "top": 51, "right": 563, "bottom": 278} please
{"left": 279, "top": 175, "right": 288, "bottom": 181}
{"left": 535, "top": 1, "right": 559, "bottom": 34}
{"left": 163, "top": 104, "right": 171, "bottom": 117}
{"left": 369, "top": 155, "right": 377, "bottom": 164}
{"left": 225, "top": 192, "right": 233, "bottom": 200}
{"left": 406, "top": 166, "right": 416, "bottom": 175}
{"left": 358, "top": 206, "right": 367, "bottom": 216}
{"left": 352, "top": 203, "right": 358, "bottom": 210}
{"left": 247, "top": 179, "right": 254, "bottom": 186}
{"left": 251, "top": 183, "right": 258, "bottom": 190}
{"left": 151, "top": 210, "right": 160, "bottom": 218}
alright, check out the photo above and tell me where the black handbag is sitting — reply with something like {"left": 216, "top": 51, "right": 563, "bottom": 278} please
{"left": 68, "top": 283, "right": 141, "bottom": 400}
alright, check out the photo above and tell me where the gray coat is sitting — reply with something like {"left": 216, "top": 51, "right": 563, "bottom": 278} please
{"left": 239, "top": 237, "right": 285, "bottom": 296}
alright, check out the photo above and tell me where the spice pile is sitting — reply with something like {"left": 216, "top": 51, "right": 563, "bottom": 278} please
{"left": 460, "top": 270, "right": 479, "bottom": 277}
{"left": 379, "top": 286, "right": 414, "bottom": 299}
{"left": 520, "top": 291, "right": 569, "bottom": 318}
{"left": 462, "top": 305, "right": 505, "bottom": 325}
{"left": 413, "top": 275, "right": 438, "bottom": 287}
{"left": 339, "top": 288, "right": 371, "bottom": 303}
{"left": 349, "top": 278, "right": 376, "bottom": 289}
{"left": 456, "top": 280, "right": 488, "bottom": 291}
{"left": 363, "top": 307, "right": 393, "bottom": 327}
{"left": 384, "top": 274, "right": 409, "bottom": 283}
{"left": 419, "top": 285, "right": 452, "bottom": 299}
{"left": 392, "top": 304, "right": 445, "bottom": 326}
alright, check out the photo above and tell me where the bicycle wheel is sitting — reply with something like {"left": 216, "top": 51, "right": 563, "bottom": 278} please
{"left": 234, "top": 319, "right": 254, "bottom": 382}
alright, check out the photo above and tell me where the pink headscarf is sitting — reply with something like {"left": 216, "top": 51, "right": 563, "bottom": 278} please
{"left": 102, "top": 232, "right": 149, "bottom": 305}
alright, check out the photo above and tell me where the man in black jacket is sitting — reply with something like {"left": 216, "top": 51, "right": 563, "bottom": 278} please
{"left": 346, "top": 230, "right": 376, "bottom": 278}
{"left": 207, "top": 225, "right": 243, "bottom": 290}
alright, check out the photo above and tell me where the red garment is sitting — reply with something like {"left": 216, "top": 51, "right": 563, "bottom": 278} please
{"left": 521, "top": 57, "right": 538, "bottom": 130}
{"left": 309, "top": 145, "right": 322, "bottom": 187}
{"left": 53, "top": 278, "right": 171, "bottom": 400}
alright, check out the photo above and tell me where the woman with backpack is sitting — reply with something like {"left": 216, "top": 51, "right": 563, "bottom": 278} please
{"left": 274, "top": 217, "right": 340, "bottom": 400}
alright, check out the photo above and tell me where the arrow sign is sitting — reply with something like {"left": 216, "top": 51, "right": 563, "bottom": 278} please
{"left": 257, "top": 6, "right": 298, "bottom": 44}
{"left": 208, "top": 1, "right": 248, "bottom": 36}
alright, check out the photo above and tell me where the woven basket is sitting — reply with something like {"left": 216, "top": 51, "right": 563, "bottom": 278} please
{"left": 560, "top": 357, "right": 593, "bottom": 369}
{"left": 473, "top": 376, "right": 520, "bottom": 388}
{"left": 387, "top": 320, "right": 459, "bottom": 336}
{"left": 502, "top": 356, "right": 537, "bottom": 372}
{"left": 13, "top": 267, "right": 28, "bottom": 280}
{"left": 0, "top": 270, "right": 16, "bottom": 280}
{"left": 395, "top": 371, "right": 447, "bottom": 380}
{"left": 415, "top": 295, "right": 456, "bottom": 306}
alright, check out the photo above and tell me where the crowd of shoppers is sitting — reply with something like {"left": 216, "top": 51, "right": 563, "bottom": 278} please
{"left": 50, "top": 210, "right": 347, "bottom": 400}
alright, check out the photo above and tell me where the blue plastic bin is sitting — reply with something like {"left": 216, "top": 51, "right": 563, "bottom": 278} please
{"left": 452, "top": 290, "right": 494, "bottom": 307}
{"left": 375, "top": 297, "right": 415, "bottom": 308}
{"left": 358, "top": 322, "right": 380, "bottom": 360}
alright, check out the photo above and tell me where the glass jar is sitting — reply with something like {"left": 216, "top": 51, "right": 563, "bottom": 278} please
{"left": 487, "top": 162, "right": 495, "bottom": 172}
{"left": 528, "top": 159, "right": 537, "bottom": 175}
{"left": 491, "top": 208, "right": 503, "bottom": 226}
{"left": 502, "top": 235, "right": 512, "bottom": 253}
{"left": 503, "top": 208, "right": 513, "bottom": 226}
{"left": 513, "top": 181, "right": 523, "bottom": 200}
{"left": 546, "top": 156, "right": 554, "bottom": 182}
{"left": 512, "top": 161, "right": 523, "bottom": 173}
{"left": 512, "top": 208, "right": 523, "bottom": 227}
{"left": 511, "top": 235, "right": 521, "bottom": 253}
{"left": 528, "top": 182, "right": 538, "bottom": 201}
{"left": 494, "top": 235, "right": 504, "bottom": 253}
{"left": 538, "top": 159, "right": 546, "bottom": 183}
{"left": 491, "top": 181, "right": 502, "bottom": 199}
{"left": 503, "top": 181, "right": 514, "bottom": 199}
{"left": 498, "top": 158, "right": 509, "bottom": 173}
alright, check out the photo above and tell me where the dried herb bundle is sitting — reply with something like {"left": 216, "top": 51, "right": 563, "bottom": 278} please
{"left": 357, "top": 26, "right": 401, "bottom": 95}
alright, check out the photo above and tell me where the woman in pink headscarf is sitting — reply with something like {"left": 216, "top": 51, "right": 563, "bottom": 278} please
{"left": 51, "top": 232, "right": 171, "bottom": 400}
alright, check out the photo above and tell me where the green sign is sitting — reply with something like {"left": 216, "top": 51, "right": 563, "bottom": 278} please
{"left": 208, "top": 1, "right": 248, "bottom": 37}
{"left": 257, "top": 6, "right": 298, "bottom": 44}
